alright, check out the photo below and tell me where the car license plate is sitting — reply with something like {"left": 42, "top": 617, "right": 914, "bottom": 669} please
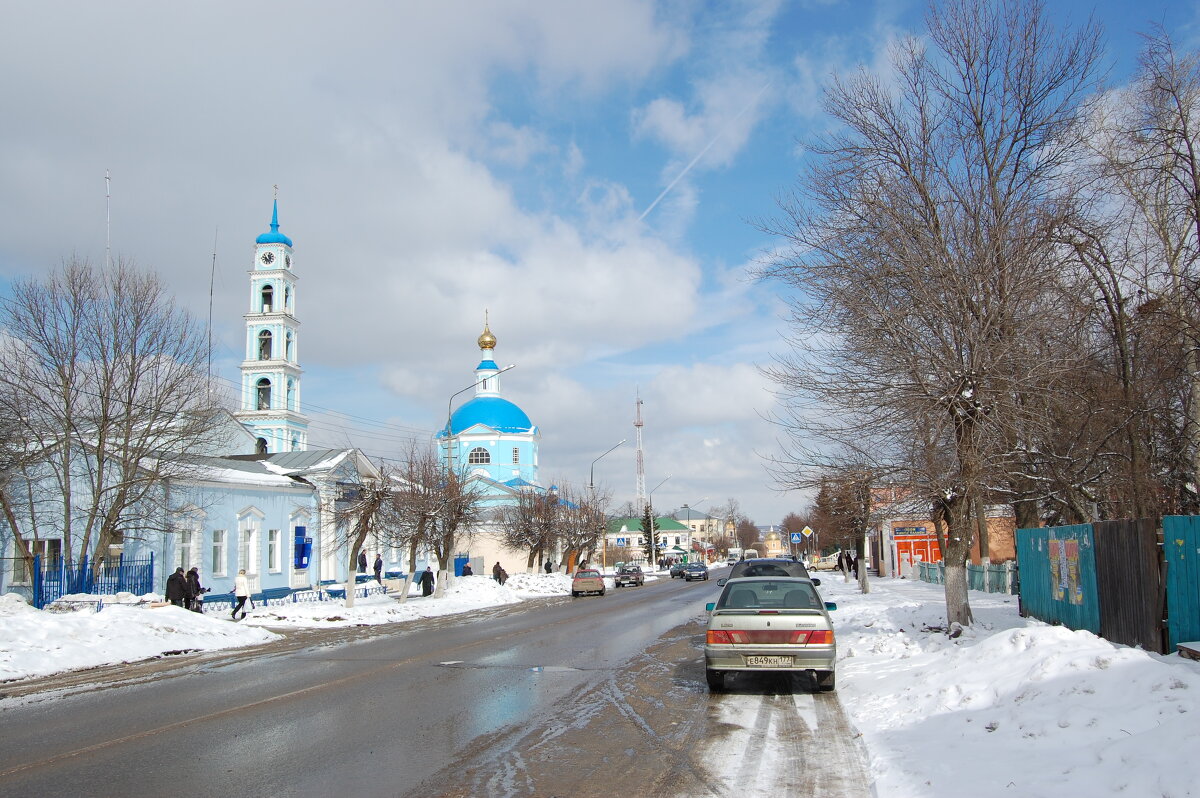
{"left": 745, "top": 655, "right": 793, "bottom": 667}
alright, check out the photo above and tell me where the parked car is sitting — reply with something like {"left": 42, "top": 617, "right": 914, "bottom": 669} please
{"left": 669, "top": 562, "right": 688, "bottom": 578}
{"left": 703, "top": 576, "right": 837, "bottom": 692}
{"left": 614, "top": 565, "right": 645, "bottom": 587}
{"left": 683, "top": 562, "right": 710, "bottom": 581}
{"left": 571, "top": 569, "right": 606, "bottom": 597}
{"left": 718, "top": 557, "right": 819, "bottom": 587}
{"left": 810, "top": 554, "right": 839, "bottom": 571}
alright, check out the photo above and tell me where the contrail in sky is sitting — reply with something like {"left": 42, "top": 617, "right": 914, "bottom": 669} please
{"left": 638, "top": 82, "right": 772, "bottom": 223}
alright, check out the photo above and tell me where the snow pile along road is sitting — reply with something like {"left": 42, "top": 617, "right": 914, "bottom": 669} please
{"left": 823, "top": 577, "right": 1200, "bottom": 797}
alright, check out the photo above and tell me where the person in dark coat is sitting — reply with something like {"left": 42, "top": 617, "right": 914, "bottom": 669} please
{"left": 165, "top": 567, "right": 189, "bottom": 608}
{"left": 419, "top": 566, "right": 435, "bottom": 596}
{"left": 373, "top": 554, "right": 383, "bottom": 584}
{"left": 185, "top": 567, "right": 207, "bottom": 612}
{"left": 492, "top": 562, "right": 503, "bottom": 582}
{"left": 357, "top": 550, "right": 368, "bottom": 573}
{"left": 461, "top": 563, "right": 473, "bottom": 576}
{"left": 544, "top": 560, "right": 553, "bottom": 574}
{"left": 499, "top": 567, "right": 509, "bottom": 586}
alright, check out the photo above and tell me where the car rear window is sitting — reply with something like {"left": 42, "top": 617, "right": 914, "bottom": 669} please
{"left": 728, "top": 560, "right": 811, "bottom": 579}
{"left": 576, "top": 570, "right": 600, "bottom": 577}
{"left": 717, "top": 580, "right": 820, "bottom": 610}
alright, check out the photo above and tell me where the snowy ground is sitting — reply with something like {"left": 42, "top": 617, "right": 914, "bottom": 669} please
{"left": 3, "top": 569, "right": 1197, "bottom": 795}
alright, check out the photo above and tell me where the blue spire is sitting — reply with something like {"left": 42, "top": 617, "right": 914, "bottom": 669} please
{"left": 255, "top": 199, "right": 293, "bottom": 246}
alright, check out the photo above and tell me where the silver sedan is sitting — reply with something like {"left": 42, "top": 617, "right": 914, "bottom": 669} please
{"left": 703, "top": 576, "right": 837, "bottom": 692}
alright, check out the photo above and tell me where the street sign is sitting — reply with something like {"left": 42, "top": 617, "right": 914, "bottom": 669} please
{"left": 802, "top": 526, "right": 814, "bottom": 538}
{"left": 616, "top": 537, "right": 627, "bottom": 546}
{"left": 790, "top": 532, "right": 804, "bottom": 543}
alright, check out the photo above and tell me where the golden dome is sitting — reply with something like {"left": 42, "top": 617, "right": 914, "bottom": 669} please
{"left": 477, "top": 323, "right": 496, "bottom": 350}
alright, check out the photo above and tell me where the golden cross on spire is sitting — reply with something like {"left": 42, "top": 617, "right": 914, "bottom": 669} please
{"left": 273, "top": 184, "right": 279, "bottom": 200}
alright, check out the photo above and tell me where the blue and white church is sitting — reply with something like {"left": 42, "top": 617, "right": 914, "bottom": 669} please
{"left": 439, "top": 322, "right": 541, "bottom": 496}
{"left": 234, "top": 200, "right": 309, "bottom": 454}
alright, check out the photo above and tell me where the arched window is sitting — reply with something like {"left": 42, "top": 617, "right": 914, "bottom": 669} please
{"left": 285, "top": 330, "right": 293, "bottom": 361}
{"left": 261, "top": 285, "right": 274, "bottom": 313}
{"left": 258, "top": 330, "right": 272, "bottom": 360}
{"left": 256, "top": 378, "right": 272, "bottom": 410}
{"left": 256, "top": 437, "right": 268, "bottom": 455}
{"left": 286, "top": 378, "right": 295, "bottom": 410}
{"left": 284, "top": 285, "right": 291, "bottom": 311}
{"left": 468, "top": 447, "right": 490, "bottom": 464}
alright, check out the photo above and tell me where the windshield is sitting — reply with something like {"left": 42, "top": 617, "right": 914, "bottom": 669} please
{"left": 716, "top": 580, "right": 821, "bottom": 610}
{"left": 575, "top": 570, "right": 600, "bottom": 578}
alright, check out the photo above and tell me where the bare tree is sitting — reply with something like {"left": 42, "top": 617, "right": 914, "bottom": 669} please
{"left": 389, "top": 441, "right": 486, "bottom": 599}
{"left": 761, "top": 0, "right": 1102, "bottom": 627}
{"left": 496, "top": 487, "right": 562, "bottom": 571}
{"left": 0, "top": 259, "right": 227, "bottom": 574}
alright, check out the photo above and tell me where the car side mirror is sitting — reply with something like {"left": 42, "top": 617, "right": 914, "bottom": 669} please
{"left": 716, "top": 578, "right": 727, "bottom": 587}
{"left": 825, "top": 601, "right": 837, "bottom": 611}
{"left": 811, "top": 578, "right": 821, "bottom": 586}
{"left": 705, "top": 602, "right": 715, "bottom": 612}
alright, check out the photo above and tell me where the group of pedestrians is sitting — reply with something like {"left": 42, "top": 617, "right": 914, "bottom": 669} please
{"left": 164, "top": 566, "right": 210, "bottom": 613}
{"left": 357, "top": 550, "right": 385, "bottom": 584}
{"left": 491, "top": 561, "right": 509, "bottom": 585}
{"left": 165, "top": 566, "right": 252, "bottom": 620}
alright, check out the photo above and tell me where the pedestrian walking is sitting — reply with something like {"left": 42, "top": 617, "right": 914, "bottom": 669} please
{"left": 186, "top": 567, "right": 208, "bottom": 612}
{"left": 499, "top": 567, "right": 508, "bottom": 586}
{"left": 492, "top": 561, "right": 502, "bottom": 582}
{"left": 419, "top": 566, "right": 435, "bottom": 597}
{"left": 165, "top": 567, "right": 189, "bottom": 608}
{"left": 231, "top": 569, "right": 250, "bottom": 620}
{"left": 461, "top": 563, "right": 473, "bottom": 576}
{"left": 373, "top": 554, "right": 383, "bottom": 584}
{"left": 357, "top": 550, "right": 368, "bottom": 573}
{"left": 544, "top": 559, "right": 553, "bottom": 574}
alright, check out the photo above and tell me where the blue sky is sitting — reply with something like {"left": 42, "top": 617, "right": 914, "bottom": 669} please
{"left": 0, "top": 0, "right": 1196, "bottom": 526}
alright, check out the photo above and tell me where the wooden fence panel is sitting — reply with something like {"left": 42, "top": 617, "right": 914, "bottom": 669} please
{"left": 1163, "top": 516, "right": 1200, "bottom": 650}
{"left": 1015, "top": 524, "right": 1100, "bottom": 634}
{"left": 1093, "top": 518, "right": 1164, "bottom": 653}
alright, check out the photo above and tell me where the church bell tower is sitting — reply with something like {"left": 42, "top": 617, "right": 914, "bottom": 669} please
{"left": 234, "top": 197, "right": 309, "bottom": 453}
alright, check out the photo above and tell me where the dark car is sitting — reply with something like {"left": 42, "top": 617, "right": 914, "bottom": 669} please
{"left": 669, "top": 562, "right": 687, "bottom": 578}
{"left": 717, "top": 557, "right": 819, "bottom": 587}
{"left": 683, "top": 562, "right": 710, "bottom": 581}
{"left": 614, "top": 565, "right": 645, "bottom": 587}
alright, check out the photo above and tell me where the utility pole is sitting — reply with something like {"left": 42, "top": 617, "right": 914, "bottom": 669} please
{"left": 634, "top": 394, "right": 647, "bottom": 513}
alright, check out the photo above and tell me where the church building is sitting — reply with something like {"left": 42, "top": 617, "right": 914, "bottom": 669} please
{"left": 234, "top": 199, "right": 309, "bottom": 454}
{"left": 439, "top": 322, "right": 541, "bottom": 498}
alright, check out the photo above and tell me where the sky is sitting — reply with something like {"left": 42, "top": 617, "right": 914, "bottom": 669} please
{"left": 4, "top": 574, "right": 1197, "bottom": 796}
{"left": 1, "top": 1, "right": 1198, "bottom": 526}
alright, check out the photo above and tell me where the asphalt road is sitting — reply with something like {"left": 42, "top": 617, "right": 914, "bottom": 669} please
{"left": 0, "top": 570, "right": 871, "bottom": 798}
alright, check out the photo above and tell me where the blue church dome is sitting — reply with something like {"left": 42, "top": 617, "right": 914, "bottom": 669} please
{"left": 256, "top": 199, "right": 293, "bottom": 247}
{"left": 446, "top": 396, "right": 533, "bottom": 435}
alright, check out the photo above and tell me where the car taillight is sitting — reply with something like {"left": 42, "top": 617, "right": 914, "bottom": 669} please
{"left": 707, "top": 630, "right": 828, "bottom": 644}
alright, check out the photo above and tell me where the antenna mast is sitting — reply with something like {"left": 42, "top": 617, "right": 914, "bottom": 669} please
{"left": 105, "top": 170, "right": 111, "bottom": 269}
{"left": 207, "top": 227, "right": 218, "bottom": 390}
{"left": 634, "top": 394, "right": 647, "bottom": 512}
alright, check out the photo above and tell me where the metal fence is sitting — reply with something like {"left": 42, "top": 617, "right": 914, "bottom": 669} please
{"left": 33, "top": 553, "right": 155, "bottom": 609}
{"left": 917, "top": 560, "right": 1017, "bottom": 594}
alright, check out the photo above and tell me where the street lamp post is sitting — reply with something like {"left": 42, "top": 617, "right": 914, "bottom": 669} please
{"left": 648, "top": 475, "right": 671, "bottom": 569}
{"left": 683, "top": 496, "right": 708, "bottom": 562}
{"left": 589, "top": 439, "right": 626, "bottom": 570}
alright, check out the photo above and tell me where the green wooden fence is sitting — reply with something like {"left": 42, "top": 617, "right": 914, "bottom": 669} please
{"left": 1163, "top": 516, "right": 1200, "bottom": 649}
{"left": 1014, "top": 524, "right": 1101, "bottom": 635}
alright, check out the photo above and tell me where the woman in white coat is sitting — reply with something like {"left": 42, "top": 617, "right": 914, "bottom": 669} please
{"left": 232, "top": 569, "right": 250, "bottom": 620}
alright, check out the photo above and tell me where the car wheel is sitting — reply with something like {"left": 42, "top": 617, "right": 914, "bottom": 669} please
{"left": 571, "top": 590, "right": 578, "bottom": 597}
{"left": 816, "top": 670, "right": 836, "bottom": 692}
{"left": 600, "top": 589, "right": 606, "bottom": 596}
{"left": 706, "top": 670, "right": 725, "bottom": 692}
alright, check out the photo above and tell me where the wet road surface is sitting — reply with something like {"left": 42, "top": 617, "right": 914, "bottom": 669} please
{"left": 0, "top": 573, "right": 871, "bottom": 797}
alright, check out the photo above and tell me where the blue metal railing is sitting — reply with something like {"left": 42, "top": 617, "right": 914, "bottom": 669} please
{"left": 33, "top": 553, "right": 155, "bottom": 609}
